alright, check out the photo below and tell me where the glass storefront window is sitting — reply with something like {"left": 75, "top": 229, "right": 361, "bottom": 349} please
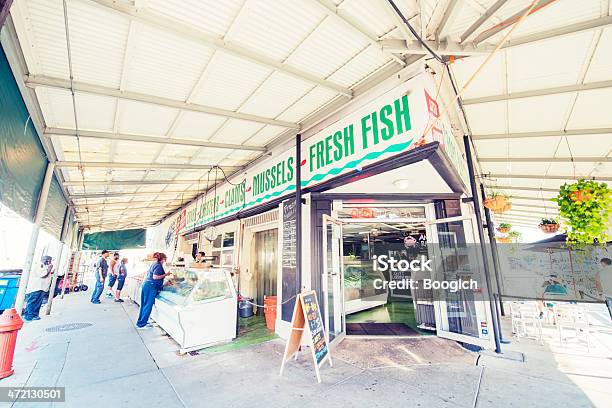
{"left": 223, "top": 232, "right": 235, "bottom": 248}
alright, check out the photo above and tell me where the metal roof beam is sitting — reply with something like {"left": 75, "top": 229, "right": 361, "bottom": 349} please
{"left": 71, "top": 191, "right": 195, "bottom": 199}
{"left": 463, "top": 79, "right": 612, "bottom": 105}
{"left": 64, "top": 180, "right": 205, "bottom": 187}
{"left": 501, "top": 15, "right": 612, "bottom": 49}
{"left": 489, "top": 174, "right": 612, "bottom": 182}
{"left": 472, "top": 128, "right": 612, "bottom": 140}
{"left": 378, "top": 39, "right": 492, "bottom": 56}
{"left": 26, "top": 75, "right": 300, "bottom": 129}
{"left": 472, "top": 0, "right": 557, "bottom": 45}
{"left": 496, "top": 213, "right": 544, "bottom": 221}
{"left": 504, "top": 209, "right": 559, "bottom": 217}
{"left": 88, "top": 0, "right": 352, "bottom": 97}
{"left": 56, "top": 161, "right": 242, "bottom": 171}
{"left": 460, "top": 0, "right": 509, "bottom": 43}
{"left": 45, "top": 127, "right": 266, "bottom": 152}
{"left": 509, "top": 195, "right": 561, "bottom": 202}
{"left": 490, "top": 186, "right": 559, "bottom": 193}
{"left": 507, "top": 203, "right": 559, "bottom": 212}
{"left": 77, "top": 208, "right": 166, "bottom": 215}
{"left": 73, "top": 199, "right": 182, "bottom": 207}
{"left": 382, "top": 13, "right": 612, "bottom": 55}
{"left": 479, "top": 157, "right": 611, "bottom": 163}
{"left": 434, "top": 0, "right": 460, "bottom": 39}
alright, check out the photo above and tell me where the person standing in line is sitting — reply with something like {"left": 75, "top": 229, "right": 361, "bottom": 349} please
{"left": 136, "top": 252, "right": 172, "bottom": 329}
{"left": 114, "top": 257, "right": 128, "bottom": 303}
{"left": 106, "top": 252, "right": 120, "bottom": 298}
{"left": 91, "top": 250, "right": 110, "bottom": 304}
{"left": 23, "top": 255, "right": 54, "bottom": 321}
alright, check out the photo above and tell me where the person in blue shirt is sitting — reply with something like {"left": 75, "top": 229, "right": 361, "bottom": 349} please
{"left": 114, "top": 257, "right": 128, "bottom": 303}
{"left": 91, "top": 250, "right": 110, "bottom": 304}
{"left": 136, "top": 252, "right": 173, "bottom": 329}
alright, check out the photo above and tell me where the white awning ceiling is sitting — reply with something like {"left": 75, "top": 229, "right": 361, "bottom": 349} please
{"left": 449, "top": 0, "right": 612, "bottom": 228}
{"left": 4, "top": 0, "right": 612, "bottom": 231}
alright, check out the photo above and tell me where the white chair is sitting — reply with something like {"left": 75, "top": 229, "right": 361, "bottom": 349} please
{"left": 555, "top": 304, "right": 591, "bottom": 351}
{"left": 510, "top": 302, "right": 525, "bottom": 339}
{"left": 520, "top": 302, "right": 544, "bottom": 344}
{"left": 510, "top": 302, "right": 543, "bottom": 344}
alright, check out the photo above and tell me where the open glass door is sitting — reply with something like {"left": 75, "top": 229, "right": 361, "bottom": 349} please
{"left": 426, "top": 215, "right": 495, "bottom": 349}
{"left": 322, "top": 214, "right": 345, "bottom": 347}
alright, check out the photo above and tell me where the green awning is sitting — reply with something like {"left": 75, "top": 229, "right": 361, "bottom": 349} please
{"left": 82, "top": 229, "right": 146, "bottom": 250}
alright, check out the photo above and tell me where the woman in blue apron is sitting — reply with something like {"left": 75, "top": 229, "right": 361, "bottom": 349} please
{"left": 136, "top": 252, "right": 172, "bottom": 329}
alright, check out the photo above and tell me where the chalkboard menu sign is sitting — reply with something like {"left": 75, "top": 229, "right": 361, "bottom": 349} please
{"left": 279, "top": 291, "right": 333, "bottom": 383}
{"left": 301, "top": 291, "right": 329, "bottom": 365}
{"left": 281, "top": 199, "right": 297, "bottom": 321}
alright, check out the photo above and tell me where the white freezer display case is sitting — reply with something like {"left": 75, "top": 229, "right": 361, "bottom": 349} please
{"left": 151, "top": 267, "right": 238, "bottom": 353}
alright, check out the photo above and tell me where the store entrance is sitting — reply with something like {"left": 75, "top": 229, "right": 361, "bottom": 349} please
{"left": 322, "top": 201, "right": 495, "bottom": 349}
{"left": 252, "top": 229, "right": 278, "bottom": 310}
{"left": 342, "top": 220, "right": 428, "bottom": 336}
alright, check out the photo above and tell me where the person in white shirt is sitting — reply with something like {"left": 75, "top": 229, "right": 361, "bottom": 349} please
{"left": 24, "top": 255, "right": 54, "bottom": 321}
{"left": 106, "top": 252, "right": 120, "bottom": 298}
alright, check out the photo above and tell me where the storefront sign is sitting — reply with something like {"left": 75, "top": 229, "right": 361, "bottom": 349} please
{"left": 422, "top": 89, "right": 469, "bottom": 187}
{"left": 279, "top": 291, "right": 331, "bottom": 383}
{"left": 174, "top": 72, "right": 467, "bottom": 234}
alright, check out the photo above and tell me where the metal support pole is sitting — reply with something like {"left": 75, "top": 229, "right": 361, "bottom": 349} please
{"left": 0, "top": 0, "right": 14, "bottom": 28}
{"left": 463, "top": 135, "right": 502, "bottom": 354}
{"left": 295, "top": 133, "right": 302, "bottom": 295}
{"left": 15, "top": 161, "right": 55, "bottom": 314}
{"left": 45, "top": 208, "right": 70, "bottom": 315}
{"left": 480, "top": 184, "right": 506, "bottom": 316}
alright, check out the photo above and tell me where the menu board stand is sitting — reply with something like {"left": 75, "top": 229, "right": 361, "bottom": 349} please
{"left": 279, "top": 291, "right": 332, "bottom": 383}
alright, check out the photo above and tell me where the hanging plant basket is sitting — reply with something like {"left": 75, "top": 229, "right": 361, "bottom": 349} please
{"left": 492, "top": 202, "right": 512, "bottom": 214}
{"left": 539, "top": 223, "right": 560, "bottom": 234}
{"left": 484, "top": 195, "right": 510, "bottom": 213}
{"left": 496, "top": 223, "right": 512, "bottom": 234}
{"left": 554, "top": 179, "right": 612, "bottom": 245}
{"left": 570, "top": 189, "right": 593, "bottom": 203}
{"left": 508, "top": 231, "right": 522, "bottom": 243}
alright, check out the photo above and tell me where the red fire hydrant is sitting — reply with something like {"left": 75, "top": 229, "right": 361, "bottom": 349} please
{"left": 0, "top": 309, "right": 24, "bottom": 379}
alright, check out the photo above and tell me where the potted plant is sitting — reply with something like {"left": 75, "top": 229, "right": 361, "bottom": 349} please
{"left": 553, "top": 179, "right": 612, "bottom": 245}
{"left": 496, "top": 236, "right": 511, "bottom": 244}
{"left": 497, "top": 223, "right": 512, "bottom": 234}
{"left": 539, "top": 218, "right": 559, "bottom": 234}
{"left": 508, "top": 230, "right": 522, "bottom": 243}
{"left": 484, "top": 191, "right": 511, "bottom": 214}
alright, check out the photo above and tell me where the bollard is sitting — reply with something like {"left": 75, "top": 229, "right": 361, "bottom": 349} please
{"left": 0, "top": 308, "right": 24, "bottom": 379}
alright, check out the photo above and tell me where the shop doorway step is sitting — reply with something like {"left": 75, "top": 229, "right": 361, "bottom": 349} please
{"left": 347, "top": 322, "right": 419, "bottom": 336}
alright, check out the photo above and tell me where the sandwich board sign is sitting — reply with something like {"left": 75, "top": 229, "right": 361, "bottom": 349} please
{"left": 279, "top": 291, "right": 332, "bottom": 383}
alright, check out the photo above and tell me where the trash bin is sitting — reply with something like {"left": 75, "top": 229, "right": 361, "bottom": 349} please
{"left": 264, "top": 296, "right": 277, "bottom": 331}
{"left": 0, "top": 274, "right": 21, "bottom": 314}
{"left": 238, "top": 297, "right": 254, "bottom": 318}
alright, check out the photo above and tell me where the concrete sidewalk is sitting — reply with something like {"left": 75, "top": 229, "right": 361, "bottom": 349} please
{"left": 3, "top": 292, "right": 610, "bottom": 407}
